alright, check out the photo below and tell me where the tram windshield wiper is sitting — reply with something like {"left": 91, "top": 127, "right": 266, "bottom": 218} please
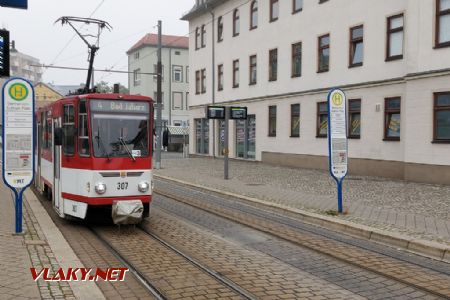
{"left": 95, "top": 132, "right": 111, "bottom": 160}
{"left": 118, "top": 137, "right": 136, "bottom": 162}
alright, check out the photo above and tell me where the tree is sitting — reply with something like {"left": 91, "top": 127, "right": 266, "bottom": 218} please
{"left": 94, "top": 81, "right": 129, "bottom": 94}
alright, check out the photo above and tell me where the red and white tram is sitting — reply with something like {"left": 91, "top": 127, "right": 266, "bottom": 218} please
{"left": 35, "top": 93, "right": 153, "bottom": 220}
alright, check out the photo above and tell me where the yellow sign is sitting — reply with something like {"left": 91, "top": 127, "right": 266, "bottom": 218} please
{"left": 8, "top": 83, "right": 29, "bottom": 101}
{"left": 332, "top": 93, "right": 343, "bottom": 106}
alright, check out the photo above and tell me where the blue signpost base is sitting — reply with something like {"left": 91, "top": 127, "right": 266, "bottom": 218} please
{"left": 13, "top": 189, "right": 23, "bottom": 234}
{"left": 337, "top": 180, "right": 343, "bottom": 214}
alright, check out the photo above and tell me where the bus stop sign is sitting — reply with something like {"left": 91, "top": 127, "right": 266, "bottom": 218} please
{"left": 2, "top": 78, "right": 35, "bottom": 233}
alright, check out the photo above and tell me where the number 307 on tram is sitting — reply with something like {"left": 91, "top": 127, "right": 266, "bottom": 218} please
{"left": 35, "top": 93, "right": 154, "bottom": 219}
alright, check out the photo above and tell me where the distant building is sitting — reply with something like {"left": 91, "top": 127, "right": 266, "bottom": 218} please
{"left": 51, "top": 84, "right": 85, "bottom": 96}
{"left": 34, "top": 82, "right": 63, "bottom": 109}
{"left": 10, "top": 41, "right": 43, "bottom": 83}
{"left": 127, "top": 33, "right": 190, "bottom": 127}
{"left": 182, "top": 0, "right": 450, "bottom": 185}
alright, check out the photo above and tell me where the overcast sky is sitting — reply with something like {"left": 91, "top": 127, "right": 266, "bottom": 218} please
{"left": 0, "top": 0, "right": 194, "bottom": 87}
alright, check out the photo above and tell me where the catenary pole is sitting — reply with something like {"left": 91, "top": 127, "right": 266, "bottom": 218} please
{"left": 155, "top": 20, "right": 162, "bottom": 169}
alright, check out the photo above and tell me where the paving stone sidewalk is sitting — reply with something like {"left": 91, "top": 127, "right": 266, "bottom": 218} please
{"left": 0, "top": 182, "right": 77, "bottom": 300}
{"left": 156, "top": 153, "right": 450, "bottom": 246}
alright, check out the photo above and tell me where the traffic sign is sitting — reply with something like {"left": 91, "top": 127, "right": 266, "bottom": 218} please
{"left": 0, "top": 0, "right": 27, "bottom": 9}
{"left": 2, "top": 78, "right": 35, "bottom": 233}
{"left": 327, "top": 88, "right": 348, "bottom": 213}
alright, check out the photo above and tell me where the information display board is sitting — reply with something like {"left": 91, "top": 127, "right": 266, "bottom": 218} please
{"left": 2, "top": 78, "right": 35, "bottom": 189}
{"left": 0, "top": 29, "right": 10, "bottom": 77}
{"left": 207, "top": 106, "right": 226, "bottom": 119}
{"left": 230, "top": 107, "right": 247, "bottom": 120}
{"left": 0, "top": 0, "right": 28, "bottom": 9}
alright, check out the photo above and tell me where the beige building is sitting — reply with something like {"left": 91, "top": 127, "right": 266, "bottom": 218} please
{"left": 127, "top": 34, "right": 190, "bottom": 127}
{"left": 34, "top": 82, "right": 64, "bottom": 109}
{"left": 182, "top": 0, "right": 450, "bottom": 184}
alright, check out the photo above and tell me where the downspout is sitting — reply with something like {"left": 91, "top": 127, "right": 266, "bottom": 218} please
{"left": 207, "top": 3, "right": 216, "bottom": 158}
{"left": 169, "top": 48, "right": 172, "bottom": 125}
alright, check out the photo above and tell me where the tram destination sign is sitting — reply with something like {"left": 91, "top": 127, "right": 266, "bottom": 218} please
{"left": 90, "top": 100, "right": 149, "bottom": 113}
{"left": 328, "top": 89, "right": 348, "bottom": 180}
{"left": 2, "top": 78, "right": 35, "bottom": 189}
{"left": 230, "top": 107, "right": 247, "bottom": 120}
{"left": 207, "top": 106, "right": 226, "bottom": 119}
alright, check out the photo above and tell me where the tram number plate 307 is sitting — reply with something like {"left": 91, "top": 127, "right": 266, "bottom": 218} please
{"left": 117, "top": 182, "right": 129, "bottom": 190}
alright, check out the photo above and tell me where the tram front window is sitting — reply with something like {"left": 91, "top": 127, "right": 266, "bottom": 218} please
{"left": 92, "top": 114, "right": 149, "bottom": 158}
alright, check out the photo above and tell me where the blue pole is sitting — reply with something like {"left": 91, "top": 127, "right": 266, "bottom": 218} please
{"left": 15, "top": 189, "right": 23, "bottom": 234}
{"left": 337, "top": 180, "right": 343, "bottom": 214}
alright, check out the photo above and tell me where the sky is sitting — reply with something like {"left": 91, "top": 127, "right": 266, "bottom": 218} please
{"left": 0, "top": 0, "right": 194, "bottom": 87}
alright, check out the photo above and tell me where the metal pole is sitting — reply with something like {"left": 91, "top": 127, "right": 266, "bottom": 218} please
{"left": 337, "top": 180, "right": 343, "bottom": 213}
{"left": 224, "top": 107, "right": 229, "bottom": 180}
{"left": 15, "top": 189, "right": 23, "bottom": 234}
{"left": 210, "top": 10, "right": 216, "bottom": 158}
{"left": 155, "top": 20, "right": 162, "bottom": 169}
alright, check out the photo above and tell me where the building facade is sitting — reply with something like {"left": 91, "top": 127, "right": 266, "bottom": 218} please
{"left": 34, "top": 82, "right": 64, "bottom": 109}
{"left": 182, "top": 0, "right": 450, "bottom": 184}
{"left": 10, "top": 41, "right": 43, "bottom": 83}
{"left": 127, "top": 34, "right": 190, "bottom": 127}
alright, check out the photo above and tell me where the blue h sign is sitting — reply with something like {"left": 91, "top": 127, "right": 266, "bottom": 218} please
{"left": 0, "top": 0, "right": 27, "bottom": 9}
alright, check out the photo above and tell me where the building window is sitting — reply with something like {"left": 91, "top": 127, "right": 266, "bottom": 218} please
{"left": 233, "top": 9, "right": 240, "bottom": 36}
{"left": 186, "top": 66, "right": 189, "bottom": 83}
{"left": 270, "top": 0, "right": 279, "bottom": 22}
{"left": 384, "top": 97, "right": 401, "bottom": 141}
{"left": 195, "top": 118, "right": 209, "bottom": 154}
{"left": 293, "top": 0, "right": 303, "bottom": 13}
{"left": 292, "top": 42, "right": 302, "bottom": 77}
{"left": 195, "top": 27, "right": 200, "bottom": 50}
{"left": 268, "top": 105, "right": 277, "bottom": 137}
{"left": 387, "top": 14, "right": 404, "bottom": 60}
{"left": 250, "top": 1, "right": 258, "bottom": 30}
{"left": 134, "top": 52, "right": 140, "bottom": 60}
{"left": 78, "top": 100, "right": 90, "bottom": 156}
{"left": 201, "top": 24, "right": 206, "bottom": 48}
{"left": 349, "top": 25, "right": 364, "bottom": 67}
{"left": 173, "top": 65, "right": 183, "bottom": 82}
{"left": 436, "top": 0, "right": 450, "bottom": 47}
{"left": 434, "top": 92, "right": 450, "bottom": 141}
{"left": 317, "top": 101, "right": 328, "bottom": 138}
{"left": 172, "top": 92, "right": 183, "bottom": 110}
{"left": 249, "top": 55, "right": 257, "bottom": 85}
{"left": 218, "top": 64, "right": 224, "bottom": 91}
{"left": 269, "top": 48, "right": 278, "bottom": 81}
{"left": 319, "top": 0, "right": 329, "bottom": 3}
{"left": 153, "top": 64, "right": 164, "bottom": 82}
{"left": 218, "top": 16, "right": 223, "bottom": 42}
{"left": 233, "top": 59, "right": 240, "bottom": 88}
{"left": 201, "top": 69, "right": 206, "bottom": 94}
{"left": 133, "top": 68, "right": 141, "bottom": 86}
{"left": 175, "top": 51, "right": 181, "bottom": 55}
{"left": 63, "top": 104, "right": 75, "bottom": 156}
{"left": 318, "top": 34, "right": 330, "bottom": 72}
{"left": 291, "top": 104, "right": 300, "bottom": 137}
{"left": 348, "top": 99, "right": 361, "bottom": 138}
{"left": 195, "top": 70, "right": 201, "bottom": 94}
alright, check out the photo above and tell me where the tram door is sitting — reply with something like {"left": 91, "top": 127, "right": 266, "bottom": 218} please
{"left": 52, "top": 118, "right": 64, "bottom": 217}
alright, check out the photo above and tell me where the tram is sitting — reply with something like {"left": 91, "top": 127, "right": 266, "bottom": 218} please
{"left": 35, "top": 93, "right": 153, "bottom": 220}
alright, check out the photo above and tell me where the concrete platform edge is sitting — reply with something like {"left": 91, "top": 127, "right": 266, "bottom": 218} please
{"left": 155, "top": 174, "right": 450, "bottom": 263}
{"left": 24, "top": 189, "right": 106, "bottom": 300}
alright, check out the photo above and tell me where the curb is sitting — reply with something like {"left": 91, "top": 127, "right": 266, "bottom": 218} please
{"left": 24, "top": 190, "right": 106, "bottom": 300}
{"left": 154, "top": 174, "right": 450, "bottom": 263}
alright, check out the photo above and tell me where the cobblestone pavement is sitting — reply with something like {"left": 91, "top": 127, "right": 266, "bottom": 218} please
{"left": 143, "top": 210, "right": 365, "bottom": 299}
{"left": 156, "top": 153, "right": 450, "bottom": 245}
{"left": 0, "top": 182, "right": 76, "bottom": 300}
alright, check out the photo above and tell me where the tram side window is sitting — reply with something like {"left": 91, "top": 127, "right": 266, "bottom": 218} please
{"left": 44, "top": 113, "right": 52, "bottom": 149}
{"left": 78, "top": 101, "right": 90, "bottom": 156}
{"left": 63, "top": 105, "right": 75, "bottom": 155}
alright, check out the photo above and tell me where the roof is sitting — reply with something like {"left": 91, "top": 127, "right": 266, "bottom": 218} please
{"left": 127, "top": 34, "right": 189, "bottom": 54}
{"left": 181, "top": 0, "right": 230, "bottom": 21}
{"left": 50, "top": 84, "right": 85, "bottom": 96}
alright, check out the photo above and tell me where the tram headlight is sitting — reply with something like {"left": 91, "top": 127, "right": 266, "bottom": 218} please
{"left": 138, "top": 181, "right": 150, "bottom": 193}
{"left": 95, "top": 182, "right": 107, "bottom": 194}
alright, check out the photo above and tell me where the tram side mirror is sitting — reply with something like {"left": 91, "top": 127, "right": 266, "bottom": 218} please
{"left": 54, "top": 127, "right": 63, "bottom": 146}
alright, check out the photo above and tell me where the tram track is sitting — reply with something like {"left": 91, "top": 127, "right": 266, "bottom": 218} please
{"left": 153, "top": 179, "right": 450, "bottom": 299}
